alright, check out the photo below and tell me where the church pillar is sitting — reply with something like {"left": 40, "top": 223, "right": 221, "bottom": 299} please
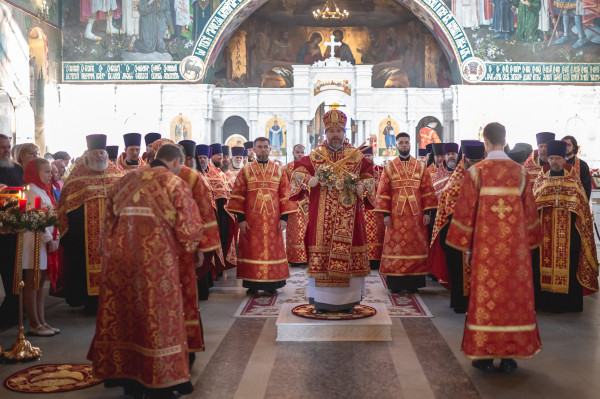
{"left": 360, "top": 120, "right": 367, "bottom": 146}
{"left": 250, "top": 120, "right": 259, "bottom": 140}
{"left": 293, "top": 120, "right": 301, "bottom": 163}
{"left": 300, "top": 120, "right": 308, "bottom": 150}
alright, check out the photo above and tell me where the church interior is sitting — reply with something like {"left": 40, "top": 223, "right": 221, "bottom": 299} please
{"left": 1, "top": 0, "right": 600, "bottom": 397}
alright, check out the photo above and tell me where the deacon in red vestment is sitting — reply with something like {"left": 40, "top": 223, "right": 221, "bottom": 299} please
{"left": 524, "top": 132, "right": 555, "bottom": 180}
{"left": 88, "top": 144, "right": 204, "bottom": 398}
{"left": 429, "top": 143, "right": 485, "bottom": 313}
{"left": 58, "top": 135, "right": 123, "bottom": 313}
{"left": 375, "top": 133, "right": 437, "bottom": 293}
{"left": 361, "top": 146, "right": 385, "bottom": 269}
{"left": 284, "top": 144, "right": 309, "bottom": 266}
{"left": 227, "top": 137, "right": 297, "bottom": 295}
{"left": 532, "top": 140, "right": 598, "bottom": 313}
{"left": 290, "top": 110, "right": 375, "bottom": 312}
{"left": 446, "top": 123, "right": 542, "bottom": 373}
{"left": 117, "top": 133, "right": 146, "bottom": 172}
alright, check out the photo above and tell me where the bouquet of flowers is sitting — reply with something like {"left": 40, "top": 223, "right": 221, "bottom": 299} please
{"left": 316, "top": 165, "right": 336, "bottom": 189}
{"left": 0, "top": 207, "right": 59, "bottom": 234}
{"left": 343, "top": 173, "right": 361, "bottom": 194}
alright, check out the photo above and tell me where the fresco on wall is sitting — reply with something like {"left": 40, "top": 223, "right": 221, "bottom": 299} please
{"left": 169, "top": 113, "right": 191, "bottom": 142}
{"left": 210, "top": 0, "right": 456, "bottom": 88}
{"left": 264, "top": 116, "right": 287, "bottom": 156}
{"left": 1, "top": 1, "right": 61, "bottom": 92}
{"left": 61, "top": 0, "right": 219, "bottom": 62}
{"left": 378, "top": 116, "right": 401, "bottom": 157}
{"left": 225, "top": 133, "right": 246, "bottom": 149}
{"left": 3, "top": 0, "right": 60, "bottom": 26}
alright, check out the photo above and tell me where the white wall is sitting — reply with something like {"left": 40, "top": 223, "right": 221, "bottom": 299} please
{"left": 53, "top": 83, "right": 600, "bottom": 168}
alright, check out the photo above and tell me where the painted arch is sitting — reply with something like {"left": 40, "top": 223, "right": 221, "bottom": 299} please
{"left": 189, "top": 0, "right": 473, "bottom": 84}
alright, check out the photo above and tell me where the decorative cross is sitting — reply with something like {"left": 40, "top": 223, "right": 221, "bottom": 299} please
{"left": 324, "top": 35, "right": 341, "bottom": 59}
{"left": 491, "top": 198, "right": 512, "bottom": 220}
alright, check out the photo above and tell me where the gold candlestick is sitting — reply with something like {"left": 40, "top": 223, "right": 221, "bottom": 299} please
{"left": 3, "top": 232, "right": 42, "bottom": 362}
{"left": 3, "top": 281, "right": 41, "bottom": 362}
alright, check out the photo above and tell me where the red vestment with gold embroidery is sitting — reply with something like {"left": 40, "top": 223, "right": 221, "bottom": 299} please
{"left": 429, "top": 160, "right": 467, "bottom": 286}
{"left": 227, "top": 160, "right": 296, "bottom": 282}
{"left": 365, "top": 164, "right": 385, "bottom": 261}
{"left": 446, "top": 159, "right": 543, "bottom": 359}
{"left": 431, "top": 162, "right": 454, "bottom": 201}
{"left": 533, "top": 164, "right": 598, "bottom": 296}
{"left": 87, "top": 165, "right": 205, "bottom": 388}
{"left": 290, "top": 142, "right": 375, "bottom": 287}
{"left": 117, "top": 153, "right": 146, "bottom": 173}
{"left": 179, "top": 166, "right": 226, "bottom": 274}
{"left": 205, "top": 163, "right": 231, "bottom": 200}
{"left": 58, "top": 156, "right": 123, "bottom": 296}
{"left": 418, "top": 126, "right": 441, "bottom": 149}
{"left": 284, "top": 161, "right": 309, "bottom": 264}
{"left": 524, "top": 150, "right": 543, "bottom": 179}
{"left": 375, "top": 156, "right": 437, "bottom": 277}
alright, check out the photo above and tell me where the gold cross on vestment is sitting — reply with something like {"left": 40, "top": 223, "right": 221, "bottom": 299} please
{"left": 491, "top": 198, "right": 512, "bottom": 220}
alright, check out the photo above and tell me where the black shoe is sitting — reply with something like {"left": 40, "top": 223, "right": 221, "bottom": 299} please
{"left": 499, "top": 359, "right": 518, "bottom": 373}
{"left": 472, "top": 359, "right": 494, "bottom": 373}
{"left": 246, "top": 288, "right": 258, "bottom": 296}
{"left": 265, "top": 289, "right": 278, "bottom": 295}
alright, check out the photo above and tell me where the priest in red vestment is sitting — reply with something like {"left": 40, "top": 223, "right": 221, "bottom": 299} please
{"left": 532, "top": 140, "right": 598, "bottom": 313}
{"left": 58, "top": 134, "right": 123, "bottom": 314}
{"left": 446, "top": 122, "right": 543, "bottom": 373}
{"left": 284, "top": 144, "right": 309, "bottom": 267}
{"left": 197, "top": 144, "right": 238, "bottom": 269}
{"left": 117, "top": 133, "right": 146, "bottom": 172}
{"left": 431, "top": 142, "right": 458, "bottom": 200}
{"left": 361, "top": 146, "right": 385, "bottom": 269}
{"left": 375, "top": 133, "right": 437, "bottom": 293}
{"left": 429, "top": 143, "right": 485, "bottom": 313}
{"left": 227, "top": 137, "right": 297, "bottom": 295}
{"left": 142, "top": 132, "right": 161, "bottom": 163}
{"left": 524, "top": 132, "right": 555, "bottom": 179}
{"left": 290, "top": 110, "right": 375, "bottom": 313}
{"left": 88, "top": 143, "right": 204, "bottom": 398}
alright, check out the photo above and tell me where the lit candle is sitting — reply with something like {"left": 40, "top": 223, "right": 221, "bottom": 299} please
{"left": 34, "top": 197, "right": 42, "bottom": 209}
{"left": 19, "top": 199, "right": 27, "bottom": 211}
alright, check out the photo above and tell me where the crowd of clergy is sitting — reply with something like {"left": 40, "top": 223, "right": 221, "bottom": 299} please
{"left": 0, "top": 110, "right": 597, "bottom": 398}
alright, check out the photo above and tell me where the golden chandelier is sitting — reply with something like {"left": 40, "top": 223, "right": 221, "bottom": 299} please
{"left": 313, "top": 0, "right": 349, "bottom": 20}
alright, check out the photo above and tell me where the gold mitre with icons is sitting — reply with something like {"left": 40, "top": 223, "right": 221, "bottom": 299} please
{"left": 322, "top": 110, "right": 347, "bottom": 130}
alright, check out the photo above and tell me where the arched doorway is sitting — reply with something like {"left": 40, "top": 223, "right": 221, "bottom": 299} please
{"left": 222, "top": 115, "right": 249, "bottom": 143}
{"left": 415, "top": 116, "right": 443, "bottom": 151}
{"left": 191, "top": 0, "right": 469, "bottom": 85}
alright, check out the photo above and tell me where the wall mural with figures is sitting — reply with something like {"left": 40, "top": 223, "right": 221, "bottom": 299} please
{"left": 264, "top": 116, "right": 287, "bottom": 156}
{"left": 56, "top": 0, "right": 600, "bottom": 83}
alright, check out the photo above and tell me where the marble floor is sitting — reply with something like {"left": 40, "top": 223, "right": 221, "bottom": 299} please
{"left": 1, "top": 268, "right": 600, "bottom": 399}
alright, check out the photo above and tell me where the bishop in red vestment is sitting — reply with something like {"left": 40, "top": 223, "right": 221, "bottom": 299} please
{"left": 290, "top": 110, "right": 375, "bottom": 312}
{"left": 446, "top": 123, "right": 542, "bottom": 373}
{"left": 88, "top": 144, "right": 205, "bottom": 397}
{"left": 375, "top": 133, "right": 437, "bottom": 292}
{"left": 227, "top": 138, "right": 297, "bottom": 295}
